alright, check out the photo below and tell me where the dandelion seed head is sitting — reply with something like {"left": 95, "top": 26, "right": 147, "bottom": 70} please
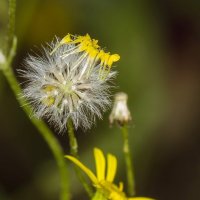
{"left": 22, "top": 36, "right": 118, "bottom": 132}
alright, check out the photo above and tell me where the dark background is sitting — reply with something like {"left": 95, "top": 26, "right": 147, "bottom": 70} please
{"left": 0, "top": 0, "right": 200, "bottom": 199}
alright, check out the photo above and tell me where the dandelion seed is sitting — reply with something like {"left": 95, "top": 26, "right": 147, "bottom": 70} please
{"left": 21, "top": 37, "right": 118, "bottom": 132}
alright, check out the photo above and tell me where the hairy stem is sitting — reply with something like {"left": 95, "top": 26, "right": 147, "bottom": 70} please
{"left": 67, "top": 119, "right": 78, "bottom": 156}
{"left": 67, "top": 119, "right": 94, "bottom": 197}
{"left": 121, "top": 125, "right": 135, "bottom": 196}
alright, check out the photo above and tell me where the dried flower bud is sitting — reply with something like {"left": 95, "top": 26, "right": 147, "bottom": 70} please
{"left": 109, "top": 92, "right": 132, "bottom": 126}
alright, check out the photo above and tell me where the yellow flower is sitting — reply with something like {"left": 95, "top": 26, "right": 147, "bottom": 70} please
{"left": 65, "top": 148, "right": 155, "bottom": 200}
{"left": 51, "top": 33, "right": 120, "bottom": 79}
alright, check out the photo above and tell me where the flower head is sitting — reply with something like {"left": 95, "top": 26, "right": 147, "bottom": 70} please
{"left": 21, "top": 34, "right": 119, "bottom": 132}
{"left": 51, "top": 33, "right": 120, "bottom": 80}
{"left": 109, "top": 92, "right": 132, "bottom": 126}
{"left": 65, "top": 148, "right": 155, "bottom": 200}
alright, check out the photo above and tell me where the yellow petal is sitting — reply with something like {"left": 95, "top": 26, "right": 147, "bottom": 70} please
{"left": 128, "top": 198, "right": 155, "bottom": 200}
{"left": 60, "top": 34, "right": 72, "bottom": 44}
{"left": 65, "top": 155, "right": 98, "bottom": 184}
{"left": 119, "top": 182, "right": 124, "bottom": 192}
{"left": 106, "top": 153, "right": 117, "bottom": 182}
{"left": 94, "top": 148, "right": 106, "bottom": 181}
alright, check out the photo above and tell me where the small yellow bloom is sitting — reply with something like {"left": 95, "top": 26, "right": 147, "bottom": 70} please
{"left": 51, "top": 33, "right": 120, "bottom": 79}
{"left": 65, "top": 148, "right": 154, "bottom": 200}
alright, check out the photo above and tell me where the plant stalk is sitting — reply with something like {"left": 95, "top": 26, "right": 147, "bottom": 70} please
{"left": 92, "top": 190, "right": 107, "bottom": 200}
{"left": 6, "top": 0, "right": 16, "bottom": 55}
{"left": 121, "top": 125, "right": 135, "bottom": 196}
{"left": 67, "top": 119, "right": 94, "bottom": 197}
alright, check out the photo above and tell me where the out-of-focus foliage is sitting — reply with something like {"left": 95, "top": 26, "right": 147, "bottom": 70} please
{"left": 0, "top": 0, "right": 200, "bottom": 200}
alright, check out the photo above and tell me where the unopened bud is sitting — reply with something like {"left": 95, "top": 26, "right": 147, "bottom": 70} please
{"left": 109, "top": 92, "right": 132, "bottom": 126}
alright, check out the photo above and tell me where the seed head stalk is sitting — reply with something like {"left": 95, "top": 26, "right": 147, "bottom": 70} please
{"left": 0, "top": 1, "right": 70, "bottom": 200}
{"left": 121, "top": 125, "right": 135, "bottom": 196}
{"left": 67, "top": 118, "right": 94, "bottom": 197}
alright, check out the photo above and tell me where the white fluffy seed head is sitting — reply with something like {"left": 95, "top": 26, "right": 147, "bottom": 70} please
{"left": 21, "top": 38, "right": 117, "bottom": 132}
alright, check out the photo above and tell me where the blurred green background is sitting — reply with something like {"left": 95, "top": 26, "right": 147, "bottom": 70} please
{"left": 1, "top": 0, "right": 200, "bottom": 199}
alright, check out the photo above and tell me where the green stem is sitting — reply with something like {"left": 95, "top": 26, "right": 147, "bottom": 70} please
{"left": 92, "top": 190, "right": 107, "bottom": 200}
{"left": 121, "top": 125, "right": 135, "bottom": 196}
{"left": 66, "top": 119, "right": 94, "bottom": 197}
{"left": 67, "top": 118, "right": 78, "bottom": 156}
{"left": 6, "top": 0, "right": 16, "bottom": 55}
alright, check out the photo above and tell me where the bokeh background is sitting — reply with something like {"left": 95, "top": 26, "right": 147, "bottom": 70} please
{"left": 0, "top": 0, "right": 200, "bottom": 199}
